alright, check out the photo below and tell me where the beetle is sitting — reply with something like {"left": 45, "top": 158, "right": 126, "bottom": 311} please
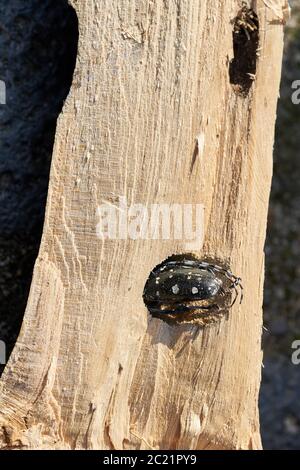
{"left": 233, "top": 3, "right": 259, "bottom": 41}
{"left": 143, "top": 258, "right": 243, "bottom": 315}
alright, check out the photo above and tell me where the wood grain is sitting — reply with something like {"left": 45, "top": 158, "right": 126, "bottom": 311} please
{"left": 0, "top": 0, "right": 284, "bottom": 449}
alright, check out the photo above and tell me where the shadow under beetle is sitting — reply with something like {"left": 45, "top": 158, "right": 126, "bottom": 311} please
{"left": 143, "top": 258, "right": 243, "bottom": 316}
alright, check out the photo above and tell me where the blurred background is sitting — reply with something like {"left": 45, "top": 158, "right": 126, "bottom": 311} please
{"left": 260, "top": 0, "right": 300, "bottom": 449}
{"left": 0, "top": 0, "right": 299, "bottom": 450}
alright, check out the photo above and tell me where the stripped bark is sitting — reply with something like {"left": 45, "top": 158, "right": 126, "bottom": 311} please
{"left": 0, "top": 0, "right": 284, "bottom": 449}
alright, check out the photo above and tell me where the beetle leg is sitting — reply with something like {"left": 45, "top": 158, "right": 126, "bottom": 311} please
{"left": 228, "top": 277, "right": 243, "bottom": 306}
{"left": 237, "top": 280, "right": 244, "bottom": 303}
{"left": 229, "top": 284, "right": 239, "bottom": 307}
{"left": 205, "top": 265, "right": 243, "bottom": 305}
{"left": 219, "top": 286, "right": 226, "bottom": 297}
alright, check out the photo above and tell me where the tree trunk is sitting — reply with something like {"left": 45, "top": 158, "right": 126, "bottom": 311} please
{"left": 0, "top": 0, "right": 285, "bottom": 450}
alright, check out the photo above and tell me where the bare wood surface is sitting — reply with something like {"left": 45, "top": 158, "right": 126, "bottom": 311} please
{"left": 0, "top": 0, "right": 284, "bottom": 449}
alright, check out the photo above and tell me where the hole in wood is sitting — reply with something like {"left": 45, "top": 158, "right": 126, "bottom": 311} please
{"left": 229, "top": 3, "right": 259, "bottom": 97}
{"left": 0, "top": 0, "right": 78, "bottom": 376}
{"left": 143, "top": 254, "right": 240, "bottom": 326}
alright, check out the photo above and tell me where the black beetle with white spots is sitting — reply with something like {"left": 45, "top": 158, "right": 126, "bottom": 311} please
{"left": 143, "top": 258, "right": 243, "bottom": 316}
